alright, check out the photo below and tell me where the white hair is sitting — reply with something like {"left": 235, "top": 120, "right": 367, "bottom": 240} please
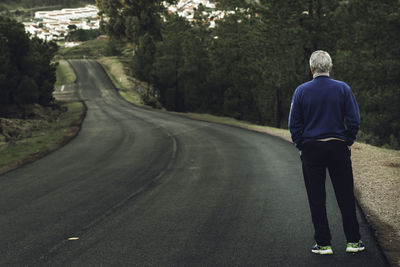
{"left": 309, "top": 50, "right": 332, "bottom": 73}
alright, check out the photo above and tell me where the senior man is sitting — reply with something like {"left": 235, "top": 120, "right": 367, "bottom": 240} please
{"left": 289, "top": 50, "right": 365, "bottom": 255}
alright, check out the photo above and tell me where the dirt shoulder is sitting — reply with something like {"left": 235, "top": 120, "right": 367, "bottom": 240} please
{"left": 99, "top": 56, "right": 399, "bottom": 266}
{"left": 351, "top": 143, "right": 400, "bottom": 266}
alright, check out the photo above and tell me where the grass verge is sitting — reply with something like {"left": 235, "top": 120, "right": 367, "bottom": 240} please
{"left": 55, "top": 59, "right": 76, "bottom": 86}
{"left": 97, "top": 57, "right": 143, "bottom": 106}
{"left": 58, "top": 37, "right": 111, "bottom": 59}
{"left": 0, "top": 102, "right": 86, "bottom": 175}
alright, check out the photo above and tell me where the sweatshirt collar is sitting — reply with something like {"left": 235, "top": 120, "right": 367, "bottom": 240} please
{"left": 313, "top": 72, "right": 330, "bottom": 78}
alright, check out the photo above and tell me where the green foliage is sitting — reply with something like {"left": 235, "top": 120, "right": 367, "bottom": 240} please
{"left": 131, "top": 33, "right": 157, "bottom": 104}
{"left": 68, "top": 24, "right": 77, "bottom": 31}
{"left": 208, "top": 13, "right": 263, "bottom": 120}
{"left": 58, "top": 37, "right": 113, "bottom": 58}
{"left": 132, "top": 34, "right": 156, "bottom": 83}
{"left": 15, "top": 76, "right": 39, "bottom": 104}
{"left": 67, "top": 29, "right": 101, "bottom": 41}
{"left": 334, "top": 0, "right": 400, "bottom": 148}
{"left": 96, "top": 0, "right": 176, "bottom": 46}
{"left": 98, "top": 0, "right": 400, "bottom": 149}
{"left": 0, "top": 16, "right": 58, "bottom": 109}
{"left": 151, "top": 14, "right": 189, "bottom": 111}
{"left": 179, "top": 6, "right": 211, "bottom": 112}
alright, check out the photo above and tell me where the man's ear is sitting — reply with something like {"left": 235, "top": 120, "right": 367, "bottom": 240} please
{"left": 310, "top": 66, "right": 315, "bottom": 74}
{"left": 329, "top": 64, "right": 333, "bottom": 72}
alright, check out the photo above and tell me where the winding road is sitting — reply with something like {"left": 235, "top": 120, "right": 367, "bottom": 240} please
{"left": 0, "top": 60, "right": 387, "bottom": 266}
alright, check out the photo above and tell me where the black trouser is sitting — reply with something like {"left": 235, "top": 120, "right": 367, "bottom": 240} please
{"left": 301, "top": 140, "right": 361, "bottom": 246}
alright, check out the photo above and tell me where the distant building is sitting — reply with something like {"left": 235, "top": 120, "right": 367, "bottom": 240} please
{"left": 24, "top": 5, "right": 100, "bottom": 42}
{"left": 166, "top": 0, "right": 224, "bottom": 27}
{"left": 24, "top": 1, "right": 225, "bottom": 42}
{"left": 34, "top": 5, "right": 98, "bottom": 21}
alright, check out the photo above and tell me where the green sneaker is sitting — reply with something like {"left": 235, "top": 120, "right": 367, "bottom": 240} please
{"left": 346, "top": 240, "right": 365, "bottom": 253}
{"left": 311, "top": 244, "right": 333, "bottom": 255}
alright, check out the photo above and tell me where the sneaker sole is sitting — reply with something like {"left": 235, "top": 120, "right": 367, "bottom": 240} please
{"left": 346, "top": 247, "right": 365, "bottom": 253}
{"left": 312, "top": 250, "right": 333, "bottom": 255}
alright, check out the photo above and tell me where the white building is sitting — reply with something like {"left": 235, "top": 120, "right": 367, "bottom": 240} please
{"left": 23, "top": 22, "right": 41, "bottom": 36}
{"left": 167, "top": 0, "right": 223, "bottom": 26}
{"left": 34, "top": 5, "right": 99, "bottom": 21}
{"left": 26, "top": 5, "right": 100, "bottom": 42}
{"left": 26, "top": 1, "right": 224, "bottom": 41}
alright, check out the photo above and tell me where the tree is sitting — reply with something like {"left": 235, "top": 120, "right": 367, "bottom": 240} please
{"left": 132, "top": 33, "right": 156, "bottom": 101}
{"left": 28, "top": 37, "right": 58, "bottom": 105}
{"left": 334, "top": 0, "right": 400, "bottom": 148}
{"left": 0, "top": 16, "right": 58, "bottom": 109}
{"left": 96, "top": 0, "right": 176, "bottom": 47}
{"left": 207, "top": 12, "right": 262, "bottom": 120}
{"left": 68, "top": 29, "right": 101, "bottom": 41}
{"left": 298, "top": 0, "right": 340, "bottom": 78}
{"left": 98, "top": 0, "right": 400, "bottom": 149}
{"left": 152, "top": 14, "right": 189, "bottom": 111}
{"left": 14, "top": 76, "right": 39, "bottom": 105}
{"left": 96, "top": 0, "right": 125, "bottom": 40}
{"left": 0, "top": 34, "right": 11, "bottom": 105}
{"left": 0, "top": 16, "right": 31, "bottom": 106}
{"left": 179, "top": 5, "right": 212, "bottom": 112}
{"left": 68, "top": 24, "right": 77, "bottom": 31}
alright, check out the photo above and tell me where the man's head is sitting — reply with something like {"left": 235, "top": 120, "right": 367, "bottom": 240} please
{"left": 309, "top": 50, "right": 332, "bottom": 74}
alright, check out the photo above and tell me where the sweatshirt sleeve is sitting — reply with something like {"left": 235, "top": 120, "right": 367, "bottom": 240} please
{"left": 344, "top": 86, "right": 360, "bottom": 146}
{"left": 288, "top": 88, "right": 304, "bottom": 150}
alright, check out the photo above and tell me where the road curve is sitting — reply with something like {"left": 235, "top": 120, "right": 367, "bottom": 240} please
{"left": 0, "top": 60, "right": 387, "bottom": 266}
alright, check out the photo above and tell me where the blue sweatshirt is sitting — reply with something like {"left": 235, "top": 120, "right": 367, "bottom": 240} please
{"left": 288, "top": 76, "right": 360, "bottom": 150}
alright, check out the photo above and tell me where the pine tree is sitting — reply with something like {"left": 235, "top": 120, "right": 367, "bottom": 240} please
{"left": 0, "top": 33, "right": 11, "bottom": 105}
{"left": 334, "top": 0, "right": 400, "bottom": 147}
{"left": 152, "top": 14, "right": 189, "bottom": 111}
{"left": 132, "top": 33, "right": 156, "bottom": 101}
{"left": 96, "top": 0, "right": 176, "bottom": 46}
{"left": 180, "top": 5, "right": 212, "bottom": 112}
{"left": 0, "top": 16, "right": 57, "bottom": 109}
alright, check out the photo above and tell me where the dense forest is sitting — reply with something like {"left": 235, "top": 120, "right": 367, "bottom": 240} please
{"left": 98, "top": 0, "right": 400, "bottom": 149}
{"left": 0, "top": 16, "right": 58, "bottom": 112}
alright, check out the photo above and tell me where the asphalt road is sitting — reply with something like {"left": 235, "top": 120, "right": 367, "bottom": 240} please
{"left": 0, "top": 60, "right": 387, "bottom": 266}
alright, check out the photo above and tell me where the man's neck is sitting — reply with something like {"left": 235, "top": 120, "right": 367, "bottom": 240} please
{"left": 313, "top": 72, "right": 330, "bottom": 78}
